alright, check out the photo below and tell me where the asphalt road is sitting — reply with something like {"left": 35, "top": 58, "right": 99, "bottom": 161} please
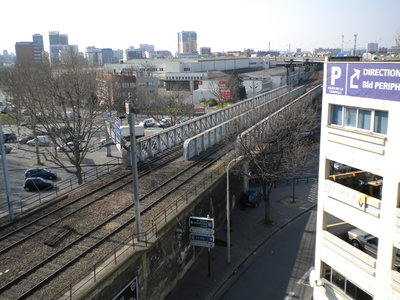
{"left": 220, "top": 208, "right": 316, "bottom": 300}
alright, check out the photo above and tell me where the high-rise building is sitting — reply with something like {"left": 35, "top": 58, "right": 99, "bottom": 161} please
{"left": 178, "top": 31, "right": 197, "bottom": 54}
{"left": 312, "top": 59, "right": 400, "bottom": 299}
{"left": 200, "top": 47, "right": 211, "bottom": 56}
{"left": 49, "top": 31, "right": 69, "bottom": 63}
{"left": 367, "top": 43, "right": 379, "bottom": 53}
{"left": 126, "top": 47, "right": 144, "bottom": 60}
{"left": 32, "top": 34, "right": 44, "bottom": 52}
{"left": 15, "top": 42, "right": 42, "bottom": 64}
{"left": 139, "top": 44, "right": 155, "bottom": 52}
{"left": 101, "top": 48, "right": 114, "bottom": 64}
{"left": 86, "top": 46, "right": 102, "bottom": 65}
{"left": 113, "top": 49, "right": 124, "bottom": 63}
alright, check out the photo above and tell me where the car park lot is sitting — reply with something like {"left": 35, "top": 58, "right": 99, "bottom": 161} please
{"left": 0, "top": 140, "right": 122, "bottom": 218}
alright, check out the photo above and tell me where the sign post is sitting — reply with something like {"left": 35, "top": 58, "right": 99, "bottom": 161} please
{"left": 189, "top": 216, "right": 215, "bottom": 276}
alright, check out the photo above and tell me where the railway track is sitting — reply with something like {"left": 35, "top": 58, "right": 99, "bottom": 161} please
{"left": 0, "top": 142, "right": 228, "bottom": 299}
{"left": 0, "top": 144, "right": 183, "bottom": 255}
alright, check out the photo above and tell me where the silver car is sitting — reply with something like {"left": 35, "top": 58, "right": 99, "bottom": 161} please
{"left": 347, "top": 228, "right": 378, "bottom": 257}
{"left": 347, "top": 228, "right": 400, "bottom": 270}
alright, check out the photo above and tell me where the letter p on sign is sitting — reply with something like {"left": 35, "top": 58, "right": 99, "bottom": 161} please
{"left": 330, "top": 66, "right": 342, "bottom": 85}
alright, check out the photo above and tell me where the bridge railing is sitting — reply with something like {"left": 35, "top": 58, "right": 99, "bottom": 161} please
{"left": 236, "top": 84, "right": 322, "bottom": 154}
{"left": 183, "top": 85, "right": 306, "bottom": 160}
{"left": 106, "top": 86, "right": 289, "bottom": 161}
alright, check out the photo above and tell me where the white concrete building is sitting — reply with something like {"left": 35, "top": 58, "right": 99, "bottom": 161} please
{"left": 313, "top": 59, "right": 400, "bottom": 299}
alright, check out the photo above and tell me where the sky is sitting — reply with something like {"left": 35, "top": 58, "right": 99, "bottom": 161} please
{"left": 1, "top": 0, "right": 399, "bottom": 55}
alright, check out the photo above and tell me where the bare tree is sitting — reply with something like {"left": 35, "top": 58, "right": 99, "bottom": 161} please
{"left": 209, "top": 80, "right": 228, "bottom": 107}
{"left": 1, "top": 54, "right": 105, "bottom": 184}
{"left": 236, "top": 96, "right": 320, "bottom": 224}
{"left": 157, "top": 88, "right": 193, "bottom": 125}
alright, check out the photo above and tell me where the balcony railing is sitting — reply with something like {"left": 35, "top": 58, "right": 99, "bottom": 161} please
{"left": 322, "top": 230, "right": 376, "bottom": 276}
{"left": 324, "top": 180, "right": 381, "bottom": 218}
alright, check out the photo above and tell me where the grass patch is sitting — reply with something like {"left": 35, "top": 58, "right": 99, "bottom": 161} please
{"left": 215, "top": 102, "right": 229, "bottom": 109}
{"left": 0, "top": 114, "right": 17, "bottom": 125}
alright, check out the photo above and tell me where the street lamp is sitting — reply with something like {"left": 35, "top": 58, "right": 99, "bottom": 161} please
{"left": 226, "top": 155, "right": 243, "bottom": 263}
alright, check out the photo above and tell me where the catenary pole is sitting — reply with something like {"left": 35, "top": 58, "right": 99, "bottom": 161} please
{"left": 0, "top": 123, "right": 15, "bottom": 221}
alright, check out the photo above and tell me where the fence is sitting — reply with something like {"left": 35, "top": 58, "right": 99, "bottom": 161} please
{"left": 0, "top": 157, "right": 122, "bottom": 220}
{"left": 57, "top": 159, "right": 229, "bottom": 300}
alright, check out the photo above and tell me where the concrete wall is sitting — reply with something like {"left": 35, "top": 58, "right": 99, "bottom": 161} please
{"left": 80, "top": 168, "right": 245, "bottom": 300}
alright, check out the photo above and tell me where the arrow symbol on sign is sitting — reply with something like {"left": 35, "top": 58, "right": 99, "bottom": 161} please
{"left": 350, "top": 69, "right": 360, "bottom": 89}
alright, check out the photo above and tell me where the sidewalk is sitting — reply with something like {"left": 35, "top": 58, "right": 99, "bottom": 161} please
{"left": 165, "top": 179, "right": 318, "bottom": 300}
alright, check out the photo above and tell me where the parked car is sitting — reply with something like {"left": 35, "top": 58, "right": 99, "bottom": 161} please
{"left": 347, "top": 228, "right": 378, "bottom": 256}
{"left": 240, "top": 190, "right": 262, "bottom": 208}
{"left": 3, "top": 133, "right": 17, "bottom": 143}
{"left": 140, "top": 118, "right": 157, "bottom": 127}
{"left": 347, "top": 228, "right": 400, "bottom": 270}
{"left": 0, "top": 105, "right": 8, "bottom": 114}
{"left": 19, "top": 135, "right": 34, "bottom": 144}
{"left": 24, "top": 167, "right": 57, "bottom": 180}
{"left": 26, "top": 135, "right": 51, "bottom": 146}
{"left": 3, "top": 144, "right": 12, "bottom": 154}
{"left": 56, "top": 141, "right": 87, "bottom": 152}
{"left": 159, "top": 118, "right": 172, "bottom": 128}
{"left": 24, "top": 177, "right": 55, "bottom": 191}
{"left": 333, "top": 162, "right": 353, "bottom": 173}
{"left": 177, "top": 117, "right": 190, "bottom": 124}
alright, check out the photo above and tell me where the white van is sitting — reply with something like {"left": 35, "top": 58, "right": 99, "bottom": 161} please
{"left": 120, "top": 125, "right": 145, "bottom": 141}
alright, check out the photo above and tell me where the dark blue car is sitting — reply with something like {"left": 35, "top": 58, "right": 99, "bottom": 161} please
{"left": 24, "top": 177, "right": 55, "bottom": 191}
{"left": 24, "top": 167, "right": 57, "bottom": 180}
{"left": 241, "top": 191, "right": 262, "bottom": 208}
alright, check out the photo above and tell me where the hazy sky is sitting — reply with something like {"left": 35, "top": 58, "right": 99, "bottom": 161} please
{"left": 1, "top": 0, "right": 399, "bottom": 54}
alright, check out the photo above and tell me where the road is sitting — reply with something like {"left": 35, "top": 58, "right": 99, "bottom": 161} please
{"left": 220, "top": 208, "right": 316, "bottom": 300}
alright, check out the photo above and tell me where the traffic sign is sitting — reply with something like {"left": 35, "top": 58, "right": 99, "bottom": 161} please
{"left": 189, "top": 216, "right": 215, "bottom": 248}
{"left": 189, "top": 227, "right": 215, "bottom": 235}
{"left": 326, "top": 63, "right": 400, "bottom": 102}
{"left": 189, "top": 216, "right": 214, "bottom": 229}
{"left": 190, "top": 233, "right": 215, "bottom": 248}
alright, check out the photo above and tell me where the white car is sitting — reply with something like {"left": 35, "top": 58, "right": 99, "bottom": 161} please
{"left": 57, "top": 141, "right": 87, "bottom": 152}
{"left": 26, "top": 135, "right": 52, "bottom": 146}
{"left": 333, "top": 162, "right": 353, "bottom": 173}
{"left": 140, "top": 118, "right": 157, "bottom": 127}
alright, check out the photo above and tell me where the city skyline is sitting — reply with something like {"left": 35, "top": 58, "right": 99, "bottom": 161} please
{"left": 1, "top": 0, "right": 399, "bottom": 55}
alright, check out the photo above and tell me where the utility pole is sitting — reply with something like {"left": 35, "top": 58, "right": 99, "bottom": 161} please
{"left": 125, "top": 95, "right": 142, "bottom": 240}
{"left": 0, "top": 123, "right": 15, "bottom": 221}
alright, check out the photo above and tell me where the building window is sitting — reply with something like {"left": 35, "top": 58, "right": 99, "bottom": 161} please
{"left": 345, "top": 107, "right": 357, "bottom": 127}
{"left": 330, "top": 105, "right": 388, "bottom": 135}
{"left": 322, "top": 263, "right": 372, "bottom": 300}
{"left": 358, "top": 110, "right": 371, "bottom": 130}
{"left": 331, "top": 105, "right": 343, "bottom": 125}
{"left": 374, "top": 111, "right": 388, "bottom": 134}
